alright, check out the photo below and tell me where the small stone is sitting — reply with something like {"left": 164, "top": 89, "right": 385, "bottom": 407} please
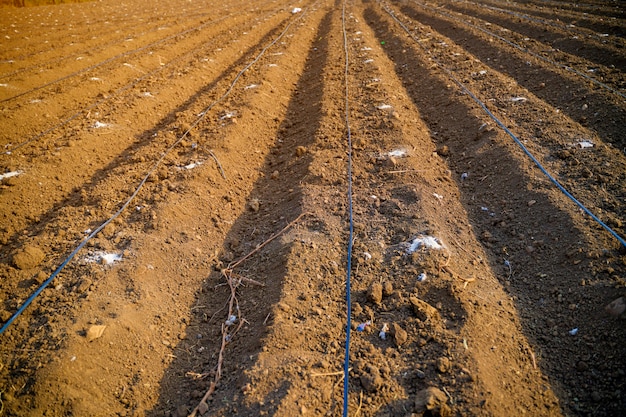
{"left": 12, "top": 245, "right": 45, "bottom": 270}
{"left": 248, "top": 198, "right": 260, "bottom": 212}
{"left": 527, "top": 200, "right": 536, "bottom": 207}
{"left": 605, "top": 297, "right": 626, "bottom": 318}
{"left": 437, "top": 357, "right": 451, "bottom": 373}
{"left": 368, "top": 282, "right": 383, "bottom": 305}
{"left": 270, "top": 170, "right": 279, "bottom": 179}
{"left": 86, "top": 325, "right": 106, "bottom": 342}
{"left": 414, "top": 387, "right": 450, "bottom": 416}
{"left": 392, "top": 323, "right": 408, "bottom": 346}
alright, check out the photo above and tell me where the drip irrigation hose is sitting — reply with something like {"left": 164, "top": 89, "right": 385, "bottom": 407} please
{"left": 341, "top": 1, "right": 355, "bottom": 416}
{"left": 382, "top": 2, "right": 626, "bottom": 249}
{"left": 0, "top": 5, "right": 310, "bottom": 337}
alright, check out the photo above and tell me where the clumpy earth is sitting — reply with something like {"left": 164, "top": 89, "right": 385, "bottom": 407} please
{"left": 0, "top": 0, "right": 625, "bottom": 416}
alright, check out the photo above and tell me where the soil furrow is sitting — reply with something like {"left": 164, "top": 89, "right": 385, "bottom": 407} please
{"left": 441, "top": 0, "right": 626, "bottom": 71}
{"left": 397, "top": 1, "right": 626, "bottom": 153}
{"left": 0, "top": 0, "right": 624, "bottom": 416}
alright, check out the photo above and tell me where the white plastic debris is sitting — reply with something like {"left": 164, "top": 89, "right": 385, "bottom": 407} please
{"left": 433, "top": 193, "right": 443, "bottom": 200}
{"left": 569, "top": 328, "right": 579, "bottom": 336}
{"left": 379, "top": 323, "right": 389, "bottom": 340}
{"left": 363, "top": 252, "right": 372, "bottom": 260}
{"left": 479, "top": 70, "right": 487, "bottom": 75}
{"left": 577, "top": 140, "right": 594, "bottom": 149}
{"left": 225, "top": 315, "right": 237, "bottom": 326}
{"left": 388, "top": 148, "right": 407, "bottom": 158}
{"left": 93, "top": 121, "right": 109, "bottom": 128}
{"left": 408, "top": 235, "right": 444, "bottom": 253}
{"left": 291, "top": 7, "right": 301, "bottom": 14}
{"left": 220, "top": 112, "right": 236, "bottom": 120}
{"left": 481, "top": 206, "right": 489, "bottom": 212}
{"left": 364, "top": 59, "right": 374, "bottom": 64}
{"left": 0, "top": 170, "right": 22, "bottom": 180}
{"left": 183, "top": 161, "right": 202, "bottom": 170}
{"left": 85, "top": 251, "right": 122, "bottom": 265}
{"left": 245, "top": 84, "right": 258, "bottom": 90}
{"left": 377, "top": 104, "right": 393, "bottom": 110}
{"left": 510, "top": 97, "right": 528, "bottom": 103}
{"left": 417, "top": 272, "right": 427, "bottom": 282}
{"left": 461, "top": 172, "right": 469, "bottom": 180}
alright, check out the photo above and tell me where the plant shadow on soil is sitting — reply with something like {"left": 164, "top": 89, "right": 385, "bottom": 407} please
{"left": 147, "top": 9, "right": 336, "bottom": 417}
{"left": 365, "top": 5, "right": 626, "bottom": 416}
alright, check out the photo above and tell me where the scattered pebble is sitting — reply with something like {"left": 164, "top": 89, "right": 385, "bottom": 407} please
{"left": 86, "top": 325, "right": 106, "bottom": 342}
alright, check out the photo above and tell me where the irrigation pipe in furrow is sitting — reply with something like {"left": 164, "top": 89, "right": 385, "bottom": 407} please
{"left": 340, "top": 1, "right": 355, "bottom": 416}
{"left": 0, "top": 3, "right": 314, "bottom": 337}
{"left": 380, "top": 2, "right": 626, "bottom": 249}
{"left": 411, "top": 0, "right": 626, "bottom": 101}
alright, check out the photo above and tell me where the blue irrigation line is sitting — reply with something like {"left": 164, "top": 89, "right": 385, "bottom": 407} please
{"left": 384, "top": 4, "right": 626, "bottom": 249}
{"left": 341, "top": 1, "right": 354, "bottom": 415}
{"left": 0, "top": 7, "right": 310, "bottom": 337}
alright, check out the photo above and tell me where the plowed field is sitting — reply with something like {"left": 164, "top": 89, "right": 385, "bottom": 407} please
{"left": 1, "top": 0, "right": 625, "bottom": 416}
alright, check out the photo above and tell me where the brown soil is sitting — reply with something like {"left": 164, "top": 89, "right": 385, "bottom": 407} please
{"left": 1, "top": 0, "right": 625, "bottom": 416}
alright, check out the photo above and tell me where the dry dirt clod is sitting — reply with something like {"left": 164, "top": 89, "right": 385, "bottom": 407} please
{"left": 368, "top": 282, "right": 383, "bottom": 305}
{"left": 414, "top": 387, "right": 450, "bottom": 416}
{"left": 605, "top": 297, "right": 626, "bottom": 318}
{"left": 392, "top": 323, "right": 408, "bottom": 346}
{"left": 409, "top": 296, "right": 441, "bottom": 323}
{"left": 12, "top": 245, "right": 45, "bottom": 270}
{"left": 383, "top": 281, "right": 394, "bottom": 296}
{"left": 360, "top": 365, "right": 384, "bottom": 393}
{"left": 295, "top": 146, "right": 307, "bottom": 157}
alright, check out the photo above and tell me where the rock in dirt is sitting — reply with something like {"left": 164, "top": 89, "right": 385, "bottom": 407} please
{"left": 409, "top": 296, "right": 441, "bottom": 323}
{"left": 12, "top": 245, "right": 45, "bottom": 270}
{"left": 86, "top": 325, "right": 106, "bottom": 342}
{"left": 248, "top": 198, "right": 260, "bottom": 212}
{"left": 368, "top": 282, "right": 383, "bottom": 305}
{"left": 605, "top": 297, "right": 626, "bottom": 317}
{"left": 437, "top": 357, "right": 451, "bottom": 373}
{"left": 392, "top": 323, "right": 408, "bottom": 346}
{"left": 414, "top": 387, "right": 450, "bottom": 416}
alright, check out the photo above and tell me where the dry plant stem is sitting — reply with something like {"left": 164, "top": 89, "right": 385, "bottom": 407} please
{"left": 188, "top": 274, "right": 236, "bottom": 417}
{"left": 227, "top": 212, "right": 309, "bottom": 271}
{"left": 208, "top": 150, "right": 226, "bottom": 179}
{"left": 189, "top": 214, "right": 308, "bottom": 416}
